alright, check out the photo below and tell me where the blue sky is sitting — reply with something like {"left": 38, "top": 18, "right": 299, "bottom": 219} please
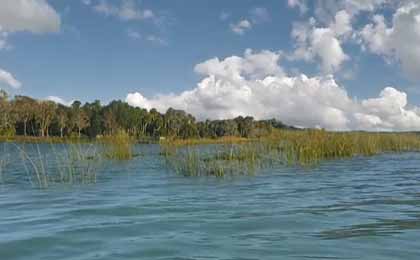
{"left": 1, "top": 0, "right": 420, "bottom": 131}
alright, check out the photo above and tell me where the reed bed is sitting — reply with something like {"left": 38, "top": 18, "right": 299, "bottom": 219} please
{"left": 162, "top": 130, "right": 420, "bottom": 176}
{"left": 15, "top": 143, "right": 103, "bottom": 188}
{"left": 101, "top": 130, "right": 134, "bottom": 160}
{"left": 0, "top": 130, "right": 137, "bottom": 188}
{"left": 164, "top": 145, "right": 263, "bottom": 177}
{"left": 160, "top": 136, "right": 250, "bottom": 146}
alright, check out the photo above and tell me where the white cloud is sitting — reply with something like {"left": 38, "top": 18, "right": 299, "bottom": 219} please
{"left": 0, "top": 0, "right": 60, "bottom": 33}
{"left": 93, "top": 0, "right": 155, "bottom": 21}
{"left": 288, "top": 0, "right": 308, "bottom": 14}
{"left": 194, "top": 49, "right": 284, "bottom": 80}
{"left": 0, "top": 68, "right": 22, "bottom": 89}
{"left": 126, "top": 50, "right": 420, "bottom": 131}
{"left": 290, "top": 10, "right": 352, "bottom": 73}
{"left": 359, "top": 1, "right": 420, "bottom": 80}
{"left": 230, "top": 19, "right": 252, "bottom": 35}
{"left": 314, "top": 0, "right": 388, "bottom": 23}
{"left": 46, "top": 96, "right": 73, "bottom": 106}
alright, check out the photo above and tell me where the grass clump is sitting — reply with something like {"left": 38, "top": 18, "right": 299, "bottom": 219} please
{"left": 15, "top": 143, "right": 103, "bottom": 188}
{"left": 162, "top": 130, "right": 420, "bottom": 176}
{"left": 160, "top": 136, "right": 250, "bottom": 146}
{"left": 163, "top": 144, "right": 269, "bottom": 177}
{"left": 265, "top": 130, "right": 420, "bottom": 166}
{"left": 101, "top": 130, "right": 134, "bottom": 160}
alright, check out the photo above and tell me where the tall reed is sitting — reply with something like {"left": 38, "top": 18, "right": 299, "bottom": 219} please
{"left": 101, "top": 130, "right": 134, "bottom": 160}
{"left": 15, "top": 143, "right": 103, "bottom": 188}
{"left": 163, "top": 130, "right": 420, "bottom": 176}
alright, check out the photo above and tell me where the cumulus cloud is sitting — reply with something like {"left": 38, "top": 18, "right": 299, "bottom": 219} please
{"left": 288, "top": 0, "right": 308, "bottom": 14}
{"left": 93, "top": 0, "right": 155, "bottom": 21}
{"left": 290, "top": 10, "right": 352, "bottom": 73}
{"left": 126, "top": 50, "right": 420, "bottom": 131}
{"left": 359, "top": 1, "right": 420, "bottom": 80}
{"left": 0, "top": 69, "right": 22, "bottom": 89}
{"left": 230, "top": 19, "right": 252, "bottom": 35}
{"left": 0, "top": 0, "right": 60, "bottom": 33}
{"left": 0, "top": 0, "right": 60, "bottom": 50}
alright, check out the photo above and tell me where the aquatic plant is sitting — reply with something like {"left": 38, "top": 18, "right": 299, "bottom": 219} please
{"left": 160, "top": 136, "right": 250, "bottom": 146}
{"left": 162, "top": 130, "right": 420, "bottom": 176}
{"left": 163, "top": 143, "right": 268, "bottom": 177}
{"left": 15, "top": 143, "right": 103, "bottom": 188}
{"left": 101, "top": 130, "right": 134, "bottom": 160}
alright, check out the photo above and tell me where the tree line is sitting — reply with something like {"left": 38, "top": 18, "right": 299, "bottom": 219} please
{"left": 0, "top": 90, "right": 294, "bottom": 139}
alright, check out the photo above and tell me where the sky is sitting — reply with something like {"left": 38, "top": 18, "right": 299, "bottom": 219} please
{"left": 1, "top": 0, "right": 420, "bottom": 131}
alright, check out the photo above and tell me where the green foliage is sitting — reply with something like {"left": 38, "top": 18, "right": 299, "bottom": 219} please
{"left": 0, "top": 93, "right": 291, "bottom": 140}
{"left": 102, "top": 130, "right": 133, "bottom": 160}
{"left": 162, "top": 130, "right": 420, "bottom": 176}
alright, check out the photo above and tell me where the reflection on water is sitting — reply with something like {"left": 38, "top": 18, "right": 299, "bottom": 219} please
{"left": 1, "top": 144, "right": 420, "bottom": 259}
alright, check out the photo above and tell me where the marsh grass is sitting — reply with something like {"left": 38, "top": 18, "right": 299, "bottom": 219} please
{"left": 15, "top": 143, "right": 103, "bottom": 188}
{"left": 101, "top": 130, "right": 134, "bottom": 160}
{"left": 160, "top": 136, "right": 250, "bottom": 146}
{"left": 163, "top": 130, "right": 420, "bottom": 176}
{"left": 163, "top": 143, "right": 272, "bottom": 177}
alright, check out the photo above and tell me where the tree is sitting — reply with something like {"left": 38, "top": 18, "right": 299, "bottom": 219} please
{"left": 103, "top": 110, "right": 118, "bottom": 135}
{"left": 13, "top": 96, "right": 35, "bottom": 136}
{"left": 0, "top": 90, "right": 16, "bottom": 136}
{"left": 56, "top": 106, "right": 68, "bottom": 138}
{"left": 35, "top": 101, "right": 56, "bottom": 137}
{"left": 83, "top": 100, "right": 103, "bottom": 138}
{"left": 70, "top": 101, "right": 90, "bottom": 138}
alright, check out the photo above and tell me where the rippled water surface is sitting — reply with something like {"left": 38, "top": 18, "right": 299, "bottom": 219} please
{"left": 1, "top": 144, "right": 420, "bottom": 259}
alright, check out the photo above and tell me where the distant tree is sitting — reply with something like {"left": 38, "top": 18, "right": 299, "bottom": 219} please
{"left": 0, "top": 91, "right": 293, "bottom": 139}
{"left": 103, "top": 110, "right": 118, "bottom": 135}
{"left": 0, "top": 90, "right": 16, "bottom": 136}
{"left": 56, "top": 105, "right": 68, "bottom": 138}
{"left": 83, "top": 100, "right": 103, "bottom": 138}
{"left": 35, "top": 101, "right": 56, "bottom": 137}
{"left": 13, "top": 96, "right": 36, "bottom": 136}
{"left": 70, "top": 101, "right": 90, "bottom": 138}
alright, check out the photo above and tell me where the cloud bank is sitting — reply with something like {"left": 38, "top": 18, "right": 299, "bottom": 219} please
{"left": 127, "top": 49, "right": 420, "bottom": 131}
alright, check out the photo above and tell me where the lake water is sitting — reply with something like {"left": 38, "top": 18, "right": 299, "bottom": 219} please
{"left": 1, "top": 144, "right": 420, "bottom": 259}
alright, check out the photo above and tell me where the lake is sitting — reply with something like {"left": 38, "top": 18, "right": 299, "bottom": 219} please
{"left": 1, "top": 143, "right": 420, "bottom": 259}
